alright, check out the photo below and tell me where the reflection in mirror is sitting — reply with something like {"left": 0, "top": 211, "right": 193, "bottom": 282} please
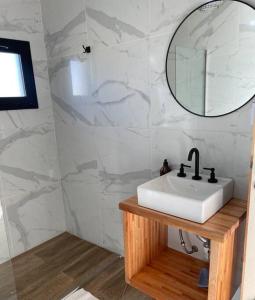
{"left": 166, "top": 0, "right": 255, "bottom": 117}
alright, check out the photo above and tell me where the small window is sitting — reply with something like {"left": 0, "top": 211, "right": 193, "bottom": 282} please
{"left": 0, "top": 38, "right": 38, "bottom": 110}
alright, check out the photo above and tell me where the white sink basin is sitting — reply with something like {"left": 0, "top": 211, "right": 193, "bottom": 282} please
{"left": 137, "top": 170, "right": 234, "bottom": 223}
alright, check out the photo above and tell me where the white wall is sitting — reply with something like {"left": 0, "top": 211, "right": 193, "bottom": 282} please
{"left": 41, "top": 0, "right": 253, "bottom": 293}
{"left": 0, "top": 0, "right": 66, "bottom": 257}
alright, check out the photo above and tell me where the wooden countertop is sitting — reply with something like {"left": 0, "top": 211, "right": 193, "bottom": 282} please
{"left": 119, "top": 196, "right": 247, "bottom": 242}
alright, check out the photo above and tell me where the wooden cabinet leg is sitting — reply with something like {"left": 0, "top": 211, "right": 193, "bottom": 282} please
{"left": 208, "top": 230, "right": 236, "bottom": 300}
{"left": 123, "top": 212, "right": 168, "bottom": 283}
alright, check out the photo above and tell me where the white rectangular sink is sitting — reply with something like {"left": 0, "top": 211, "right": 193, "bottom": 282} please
{"left": 137, "top": 170, "right": 234, "bottom": 223}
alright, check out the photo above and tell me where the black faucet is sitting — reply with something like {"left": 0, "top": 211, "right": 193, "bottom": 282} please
{"left": 188, "top": 148, "right": 202, "bottom": 180}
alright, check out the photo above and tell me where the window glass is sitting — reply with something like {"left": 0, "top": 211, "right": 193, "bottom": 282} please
{"left": 0, "top": 52, "right": 26, "bottom": 98}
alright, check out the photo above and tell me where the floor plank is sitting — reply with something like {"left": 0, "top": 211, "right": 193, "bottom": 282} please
{"left": 0, "top": 232, "right": 152, "bottom": 300}
{"left": 83, "top": 258, "right": 151, "bottom": 300}
{"left": 0, "top": 260, "right": 18, "bottom": 300}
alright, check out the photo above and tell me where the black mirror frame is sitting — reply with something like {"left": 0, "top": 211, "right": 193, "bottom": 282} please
{"left": 0, "top": 37, "right": 38, "bottom": 111}
{"left": 165, "top": 0, "right": 255, "bottom": 118}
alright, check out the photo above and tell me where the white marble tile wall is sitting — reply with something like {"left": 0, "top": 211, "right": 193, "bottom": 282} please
{"left": 41, "top": 1, "right": 252, "bottom": 280}
{"left": 0, "top": 0, "right": 66, "bottom": 257}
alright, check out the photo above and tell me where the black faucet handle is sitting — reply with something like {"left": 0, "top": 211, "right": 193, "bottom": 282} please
{"left": 182, "top": 164, "right": 191, "bottom": 168}
{"left": 177, "top": 163, "right": 191, "bottom": 178}
{"left": 203, "top": 167, "right": 218, "bottom": 183}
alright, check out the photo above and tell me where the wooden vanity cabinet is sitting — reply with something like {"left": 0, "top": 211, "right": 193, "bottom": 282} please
{"left": 119, "top": 196, "right": 247, "bottom": 300}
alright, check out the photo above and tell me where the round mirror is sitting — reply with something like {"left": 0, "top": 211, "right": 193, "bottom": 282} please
{"left": 166, "top": 0, "right": 255, "bottom": 117}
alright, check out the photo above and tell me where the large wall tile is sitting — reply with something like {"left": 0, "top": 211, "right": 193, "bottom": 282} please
{"left": 0, "top": 125, "right": 59, "bottom": 196}
{"left": 49, "top": 39, "right": 150, "bottom": 128}
{"left": 0, "top": 1, "right": 43, "bottom": 39}
{"left": 54, "top": 123, "right": 102, "bottom": 245}
{"left": 4, "top": 186, "right": 64, "bottom": 257}
{"left": 42, "top": 0, "right": 87, "bottom": 58}
{"left": 0, "top": 124, "right": 65, "bottom": 256}
{"left": 88, "top": 41, "right": 150, "bottom": 127}
{"left": 86, "top": 0, "right": 149, "bottom": 46}
{"left": 41, "top": 0, "right": 85, "bottom": 35}
{"left": 95, "top": 127, "right": 151, "bottom": 253}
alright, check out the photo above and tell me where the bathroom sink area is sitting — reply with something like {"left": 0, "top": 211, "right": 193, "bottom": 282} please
{"left": 137, "top": 170, "right": 234, "bottom": 223}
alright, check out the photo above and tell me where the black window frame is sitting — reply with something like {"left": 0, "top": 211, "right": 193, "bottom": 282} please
{"left": 0, "top": 37, "right": 38, "bottom": 111}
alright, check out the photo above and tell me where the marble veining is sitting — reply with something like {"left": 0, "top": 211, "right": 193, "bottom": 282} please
{"left": 0, "top": 2, "right": 43, "bottom": 35}
{"left": 41, "top": 0, "right": 86, "bottom": 59}
{"left": 0, "top": 165, "right": 58, "bottom": 184}
{"left": 45, "top": 11, "right": 86, "bottom": 58}
{"left": 6, "top": 184, "right": 60, "bottom": 250}
{"left": 85, "top": 0, "right": 149, "bottom": 46}
{"left": 86, "top": 7, "right": 145, "bottom": 41}
{"left": 52, "top": 94, "right": 92, "bottom": 126}
{"left": 0, "top": 123, "right": 52, "bottom": 154}
{"left": 62, "top": 160, "right": 98, "bottom": 182}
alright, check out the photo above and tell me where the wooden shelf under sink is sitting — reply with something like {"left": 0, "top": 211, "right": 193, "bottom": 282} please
{"left": 119, "top": 196, "right": 247, "bottom": 300}
{"left": 130, "top": 247, "right": 208, "bottom": 300}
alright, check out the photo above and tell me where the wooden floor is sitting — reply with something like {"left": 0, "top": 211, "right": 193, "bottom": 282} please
{"left": 0, "top": 232, "right": 151, "bottom": 300}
